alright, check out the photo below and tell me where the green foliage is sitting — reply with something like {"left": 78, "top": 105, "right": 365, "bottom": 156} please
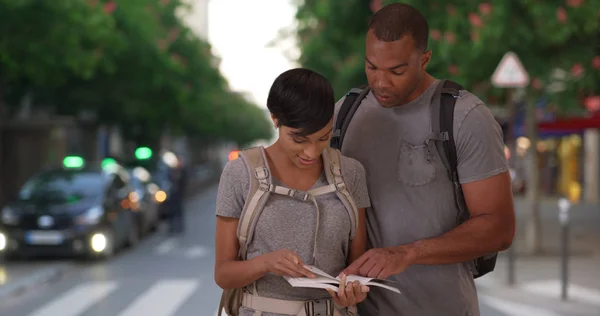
{"left": 293, "top": 0, "right": 600, "bottom": 113}
{"left": 0, "top": 0, "right": 272, "bottom": 146}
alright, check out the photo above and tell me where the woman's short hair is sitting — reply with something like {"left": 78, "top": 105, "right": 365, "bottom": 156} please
{"left": 267, "top": 68, "right": 334, "bottom": 137}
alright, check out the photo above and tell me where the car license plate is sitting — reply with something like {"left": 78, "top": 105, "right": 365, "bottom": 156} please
{"left": 25, "top": 231, "right": 64, "bottom": 245}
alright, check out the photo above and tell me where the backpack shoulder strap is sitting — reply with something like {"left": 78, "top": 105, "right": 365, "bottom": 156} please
{"left": 331, "top": 86, "right": 371, "bottom": 150}
{"left": 319, "top": 147, "right": 359, "bottom": 239}
{"left": 237, "top": 146, "right": 272, "bottom": 259}
{"left": 430, "top": 79, "right": 470, "bottom": 223}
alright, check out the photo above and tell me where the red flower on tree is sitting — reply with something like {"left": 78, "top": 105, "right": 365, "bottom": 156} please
{"left": 103, "top": 1, "right": 117, "bottom": 14}
{"left": 479, "top": 3, "right": 492, "bottom": 15}
{"left": 448, "top": 65, "right": 459, "bottom": 75}
{"left": 592, "top": 56, "right": 600, "bottom": 69}
{"left": 585, "top": 96, "right": 600, "bottom": 112}
{"left": 532, "top": 78, "right": 542, "bottom": 90}
{"left": 469, "top": 13, "right": 483, "bottom": 27}
{"left": 557, "top": 7, "right": 568, "bottom": 23}
{"left": 444, "top": 32, "right": 456, "bottom": 44}
{"left": 571, "top": 63, "right": 584, "bottom": 77}
{"left": 370, "top": 0, "right": 382, "bottom": 13}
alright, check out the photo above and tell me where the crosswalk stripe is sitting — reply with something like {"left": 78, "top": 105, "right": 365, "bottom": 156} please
{"left": 28, "top": 281, "right": 118, "bottom": 316}
{"left": 154, "top": 238, "right": 178, "bottom": 255}
{"left": 184, "top": 245, "right": 210, "bottom": 258}
{"left": 117, "top": 280, "right": 199, "bottom": 316}
{"left": 479, "top": 294, "right": 563, "bottom": 316}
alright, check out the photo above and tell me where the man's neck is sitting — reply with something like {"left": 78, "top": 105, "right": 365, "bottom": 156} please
{"left": 402, "top": 73, "right": 436, "bottom": 105}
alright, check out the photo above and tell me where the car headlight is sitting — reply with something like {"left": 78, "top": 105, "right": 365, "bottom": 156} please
{"left": 75, "top": 206, "right": 104, "bottom": 225}
{"left": 1, "top": 207, "right": 19, "bottom": 225}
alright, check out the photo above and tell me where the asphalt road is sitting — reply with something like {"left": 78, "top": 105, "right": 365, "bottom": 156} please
{"left": 0, "top": 185, "right": 570, "bottom": 316}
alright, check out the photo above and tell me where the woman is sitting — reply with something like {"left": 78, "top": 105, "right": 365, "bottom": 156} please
{"left": 215, "top": 68, "right": 370, "bottom": 316}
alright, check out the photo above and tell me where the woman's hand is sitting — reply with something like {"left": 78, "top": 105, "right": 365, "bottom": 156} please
{"left": 326, "top": 274, "right": 369, "bottom": 307}
{"left": 260, "top": 249, "right": 316, "bottom": 278}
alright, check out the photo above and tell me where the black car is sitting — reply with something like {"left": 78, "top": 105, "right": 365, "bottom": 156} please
{"left": 126, "top": 166, "right": 160, "bottom": 236}
{"left": 123, "top": 156, "right": 173, "bottom": 219}
{"left": 0, "top": 158, "right": 140, "bottom": 260}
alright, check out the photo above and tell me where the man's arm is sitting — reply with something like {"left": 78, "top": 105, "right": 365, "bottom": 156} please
{"left": 401, "top": 171, "right": 515, "bottom": 265}
{"left": 405, "top": 99, "right": 515, "bottom": 264}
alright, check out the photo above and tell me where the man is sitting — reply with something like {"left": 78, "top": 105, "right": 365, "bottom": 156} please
{"left": 168, "top": 160, "right": 188, "bottom": 234}
{"left": 335, "top": 3, "right": 515, "bottom": 315}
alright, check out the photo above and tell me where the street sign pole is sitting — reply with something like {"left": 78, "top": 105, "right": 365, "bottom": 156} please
{"left": 491, "top": 51, "right": 530, "bottom": 286}
{"left": 558, "top": 198, "right": 570, "bottom": 301}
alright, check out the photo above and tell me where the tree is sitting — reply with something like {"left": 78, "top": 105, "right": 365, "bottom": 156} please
{"left": 0, "top": 0, "right": 120, "bottom": 86}
{"left": 0, "top": 0, "right": 272, "bottom": 147}
{"left": 294, "top": 0, "right": 600, "bottom": 107}
{"left": 292, "top": 0, "right": 600, "bottom": 254}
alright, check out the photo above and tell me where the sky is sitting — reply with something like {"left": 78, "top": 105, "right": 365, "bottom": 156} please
{"left": 207, "top": 0, "right": 300, "bottom": 107}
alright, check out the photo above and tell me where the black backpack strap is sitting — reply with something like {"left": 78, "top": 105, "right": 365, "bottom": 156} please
{"left": 331, "top": 87, "right": 371, "bottom": 150}
{"left": 431, "top": 80, "right": 470, "bottom": 224}
{"left": 434, "top": 80, "right": 499, "bottom": 279}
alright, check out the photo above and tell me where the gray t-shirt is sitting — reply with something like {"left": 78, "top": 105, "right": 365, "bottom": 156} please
{"left": 216, "top": 151, "right": 371, "bottom": 315}
{"left": 336, "top": 80, "right": 508, "bottom": 316}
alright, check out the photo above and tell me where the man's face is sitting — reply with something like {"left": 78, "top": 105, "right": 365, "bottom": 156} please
{"left": 365, "top": 30, "right": 431, "bottom": 107}
{"left": 275, "top": 118, "right": 333, "bottom": 170}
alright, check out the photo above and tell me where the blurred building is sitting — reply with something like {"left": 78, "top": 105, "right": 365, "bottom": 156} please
{"left": 501, "top": 97, "right": 600, "bottom": 204}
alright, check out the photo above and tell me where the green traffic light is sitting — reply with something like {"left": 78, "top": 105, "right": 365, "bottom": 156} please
{"left": 101, "top": 158, "right": 117, "bottom": 169}
{"left": 135, "top": 147, "right": 153, "bottom": 160}
{"left": 63, "top": 156, "right": 84, "bottom": 169}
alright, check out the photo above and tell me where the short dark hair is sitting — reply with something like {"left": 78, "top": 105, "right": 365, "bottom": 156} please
{"left": 267, "top": 68, "right": 334, "bottom": 137}
{"left": 368, "top": 3, "right": 429, "bottom": 52}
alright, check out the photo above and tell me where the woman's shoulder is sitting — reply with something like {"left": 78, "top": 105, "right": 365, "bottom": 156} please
{"left": 336, "top": 153, "right": 367, "bottom": 186}
{"left": 338, "top": 154, "right": 366, "bottom": 174}
{"left": 219, "top": 156, "right": 251, "bottom": 190}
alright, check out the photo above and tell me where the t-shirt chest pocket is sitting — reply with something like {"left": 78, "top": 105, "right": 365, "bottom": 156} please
{"left": 397, "top": 140, "right": 438, "bottom": 186}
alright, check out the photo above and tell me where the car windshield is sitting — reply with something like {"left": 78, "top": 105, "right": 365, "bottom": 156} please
{"left": 18, "top": 171, "right": 104, "bottom": 203}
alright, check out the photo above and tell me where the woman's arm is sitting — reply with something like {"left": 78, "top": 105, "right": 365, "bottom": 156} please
{"left": 214, "top": 216, "right": 316, "bottom": 290}
{"left": 214, "top": 216, "right": 269, "bottom": 289}
{"left": 347, "top": 208, "right": 367, "bottom": 264}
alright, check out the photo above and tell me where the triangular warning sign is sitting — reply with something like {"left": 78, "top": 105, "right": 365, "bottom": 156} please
{"left": 491, "top": 52, "right": 529, "bottom": 88}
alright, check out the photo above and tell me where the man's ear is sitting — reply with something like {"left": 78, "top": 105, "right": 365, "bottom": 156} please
{"left": 421, "top": 50, "right": 432, "bottom": 70}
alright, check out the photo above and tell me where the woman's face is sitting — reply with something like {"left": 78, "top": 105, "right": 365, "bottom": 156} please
{"left": 274, "top": 118, "right": 333, "bottom": 170}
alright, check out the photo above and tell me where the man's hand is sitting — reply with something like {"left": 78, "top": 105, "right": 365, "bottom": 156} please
{"left": 342, "top": 247, "right": 416, "bottom": 279}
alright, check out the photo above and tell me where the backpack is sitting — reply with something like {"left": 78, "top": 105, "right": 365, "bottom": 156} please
{"left": 218, "top": 146, "right": 360, "bottom": 316}
{"left": 330, "top": 79, "right": 497, "bottom": 279}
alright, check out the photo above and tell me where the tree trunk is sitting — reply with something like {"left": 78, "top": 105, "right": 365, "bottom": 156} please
{"left": 524, "top": 93, "right": 543, "bottom": 254}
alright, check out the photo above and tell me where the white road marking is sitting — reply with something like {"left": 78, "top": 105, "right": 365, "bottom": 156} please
{"left": 154, "top": 238, "right": 178, "bottom": 255}
{"left": 118, "top": 280, "right": 198, "bottom": 316}
{"left": 28, "top": 281, "right": 118, "bottom": 316}
{"left": 184, "top": 245, "right": 210, "bottom": 259}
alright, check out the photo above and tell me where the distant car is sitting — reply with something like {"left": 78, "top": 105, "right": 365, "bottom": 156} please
{"left": 0, "top": 157, "right": 140, "bottom": 260}
{"left": 126, "top": 166, "right": 160, "bottom": 236}
{"left": 123, "top": 157, "right": 171, "bottom": 220}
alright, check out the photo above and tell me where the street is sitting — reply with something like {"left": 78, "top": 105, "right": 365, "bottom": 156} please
{"left": 0, "top": 185, "right": 595, "bottom": 316}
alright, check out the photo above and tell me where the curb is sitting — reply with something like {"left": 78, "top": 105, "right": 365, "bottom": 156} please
{"left": 0, "top": 263, "right": 70, "bottom": 301}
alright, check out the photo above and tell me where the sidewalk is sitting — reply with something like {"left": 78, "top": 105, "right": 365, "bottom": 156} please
{"left": 475, "top": 196, "right": 600, "bottom": 315}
